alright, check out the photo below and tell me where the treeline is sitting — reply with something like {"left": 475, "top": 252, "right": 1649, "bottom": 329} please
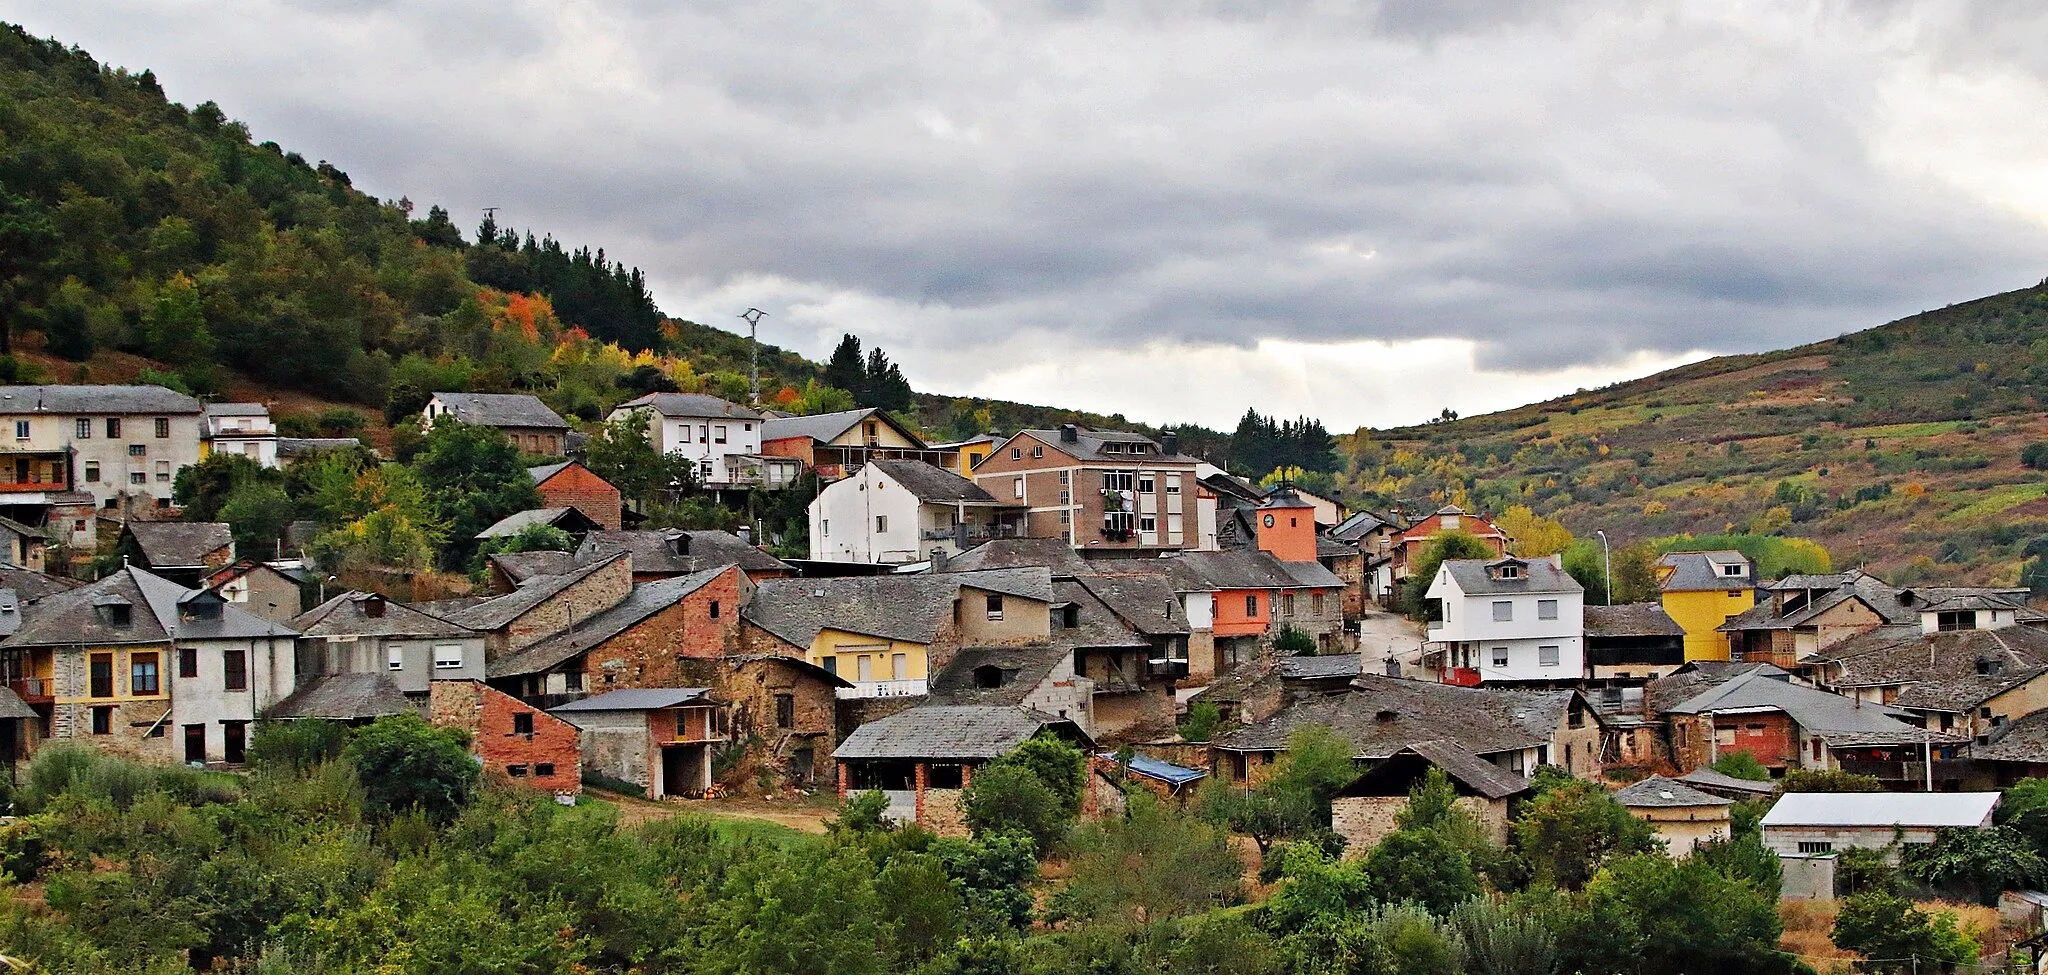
{"left": 1229, "top": 409, "right": 1337, "bottom": 479}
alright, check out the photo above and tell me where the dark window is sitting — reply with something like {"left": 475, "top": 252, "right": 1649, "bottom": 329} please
{"left": 130, "top": 653, "right": 159, "bottom": 695}
{"left": 775, "top": 693, "right": 795, "bottom": 729}
{"left": 535, "top": 763, "right": 555, "bottom": 777}
{"left": 513, "top": 712, "right": 534, "bottom": 736}
{"left": 1797, "top": 841, "right": 1832, "bottom": 854}
{"left": 986, "top": 593, "right": 1003, "bottom": 621}
{"left": 224, "top": 722, "right": 246, "bottom": 764}
{"left": 92, "top": 707, "right": 113, "bottom": 735}
{"left": 128, "top": 444, "right": 145, "bottom": 457}
{"left": 565, "top": 670, "right": 584, "bottom": 691}
{"left": 89, "top": 653, "right": 113, "bottom": 697}
{"left": 154, "top": 417, "right": 170, "bottom": 438}
{"left": 709, "top": 600, "right": 720, "bottom": 619}
{"left": 507, "top": 764, "right": 529, "bottom": 777}
{"left": 675, "top": 710, "right": 691, "bottom": 740}
{"left": 1245, "top": 594, "right": 1257, "bottom": 616}
{"left": 1060, "top": 605, "right": 1080, "bottom": 628}
{"left": 223, "top": 649, "right": 247, "bottom": 691}
{"left": 105, "top": 418, "right": 120, "bottom": 438}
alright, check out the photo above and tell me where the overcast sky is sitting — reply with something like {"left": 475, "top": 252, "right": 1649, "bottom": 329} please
{"left": 10, "top": 2, "right": 2048, "bottom": 430}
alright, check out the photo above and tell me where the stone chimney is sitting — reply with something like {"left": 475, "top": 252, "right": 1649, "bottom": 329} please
{"left": 1059, "top": 423, "right": 1079, "bottom": 443}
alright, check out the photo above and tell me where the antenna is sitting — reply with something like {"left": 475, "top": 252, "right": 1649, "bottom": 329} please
{"left": 739, "top": 308, "right": 767, "bottom": 406}
{"left": 482, "top": 206, "right": 500, "bottom": 219}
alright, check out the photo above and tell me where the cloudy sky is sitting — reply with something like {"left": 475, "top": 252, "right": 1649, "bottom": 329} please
{"left": 10, "top": 2, "right": 2048, "bottom": 430}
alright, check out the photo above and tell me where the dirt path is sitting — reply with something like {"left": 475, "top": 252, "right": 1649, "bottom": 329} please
{"left": 598, "top": 793, "right": 835, "bottom": 834}
{"left": 1356, "top": 610, "right": 1426, "bottom": 675}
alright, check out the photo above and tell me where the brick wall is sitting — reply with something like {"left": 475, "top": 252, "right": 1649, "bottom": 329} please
{"left": 430, "top": 680, "right": 581, "bottom": 796}
{"left": 584, "top": 568, "right": 743, "bottom": 692}
{"left": 537, "top": 464, "right": 623, "bottom": 531}
{"left": 499, "top": 555, "right": 635, "bottom": 654}
{"left": 1717, "top": 713, "right": 1798, "bottom": 768}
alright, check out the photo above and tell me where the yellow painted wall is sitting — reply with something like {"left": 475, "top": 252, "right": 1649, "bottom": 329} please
{"left": 952, "top": 444, "right": 992, "bottom": 476}
{"left": 59, "top": 646, "right": 169, "bottom": 705}
{"left": 1660, "top": 588, "right": 1752, "bottom": 661}
{"left": 808, "top": 628, "right": 929, "bottom": 682}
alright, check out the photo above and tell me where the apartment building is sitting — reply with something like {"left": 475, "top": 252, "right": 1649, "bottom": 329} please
{"left": 0, "top": 384, "right": 204, "bottom": 510}
{"left": 971, "top": 425, "right": 1202, "bottom": 552}
{"left": 607, "top": 393, "right": 780, "bottom": 488}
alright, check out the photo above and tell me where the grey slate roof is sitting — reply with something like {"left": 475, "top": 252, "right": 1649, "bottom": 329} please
{"left": 1212, "top": 674, "right": 1562, "bottom": 759}
{"left": 442, "top": 554, "right": 626, "bottom": 633}
{"left": 1073, "top": 573, "right": 1189, "bottom": 637}
{"left": 290, "top": 591, "right": 475, "bottom": 639}
{"left": 1656, "top": 551, "right": 1754, "bottom": 592}
{"left": 526, "top": 461, "right": 574, "bottom": 483}
{"left": 0, "top": 384, "right": 201, "bottom": 414}
{"left": 1403, "top": 740, "right": 1531, "bottom": 800}
{"left": 1167, "top": 550, "right": 1304, "bottom": 591}
{"left": 1440, "top": 557, "right": 1582, "bottom": 596}
{"left": 928, "top": 644, "right": 1073, "bottom": 706}
{"left": 1279, "top": 654, "right": 1363, "bottom": 681}
{"left": 430, "top": 392, "right": 568, "bottom": 429}
{"left": 0, "top": 563, "right": 82, "bottom": 601}
{"left": 761, "top": 408, "right": 924, "bottom": 447}
{"left": 1317, "top": 536, "right": 1360, "bottom": 560}
{"left": 5, "top": 566, "right": 295, "bottom": 647}
{"left": 1643, "top": 661, "right": 1790, "bottom": 715}
{"left": 1329, "top": 509, "right": 1404, "bottom": 543}
{"left": 576, "top": 530, "right": 791, "bottom": 576}
{"left": 871, "top": 460, "right": 1003, "bottom": 504}
{"left": 489, "top": 550, "right": 579, "bottom": 584}
{"left": 488, "top": 566, "right": 730, "bottom": 678}
{"left": 1676, "top": 767, "right": 1779, "bottom": 796}
{"left": 1584, "top": 603, "right": 1687, "bottom": 639}
{"left": 1050, "top": 579, "right": 1153, "bottom": 650}
{"left": 0, "top": 685, "right": 34, "bottom": 720}
{"left": 833, "top": 705, "right": 1091, "bottom": 760}
{"left": 551, "top": 687, "right": 714, "bottom": 712}
{"left": 473, "top": 507, "right": 599, "bottom": 540}
{"left": 204, "top": 402, "right": 269, "bottom": 418}
{"left": 746, "top": 569, "right": 1049, "bottom": 649}
{"left": 1968, "top": 709, "right": 2048, "bottom": 764}
{"left": 269, "top": 674, "right": 412, "bottom": 720}
{"left": 1614, "top": 774, "right": 1733, "bottom": 808}
{"left": 1667, "top": 669, "right": 1964, "bottom": 747}
{"left": 1007, "top": 427, "right": 1199, "bottom": 465}
{"left": 613, "top": 392, "right": 762, "bottom": 420}
{"left": 943, "top": 538, "right": 1092, "bottom": 575}
{"left": 1814, "top": 625, "right": 2048, "bottom": 713}
{"left": 125, "top": 522, "right": 232, "bottom": 568}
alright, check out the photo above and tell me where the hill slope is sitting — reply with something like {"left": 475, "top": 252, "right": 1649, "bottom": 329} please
{"left": 1343, "top": 284, "right": 2048, "bottom": 583}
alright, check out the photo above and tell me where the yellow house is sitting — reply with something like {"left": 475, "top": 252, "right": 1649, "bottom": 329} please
{"left": 1655, "top": 551, "right": 1757, "bottom": 661}
{"left": 810, "top": 627, "right": 931, "bottom": 695}
{"left": 931, "top": 435, "right": 998, "bottom": 477}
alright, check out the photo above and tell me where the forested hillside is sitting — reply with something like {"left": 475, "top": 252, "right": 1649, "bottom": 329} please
{"left": 1336, "top": 284, "right": 2048, "bottom": 584}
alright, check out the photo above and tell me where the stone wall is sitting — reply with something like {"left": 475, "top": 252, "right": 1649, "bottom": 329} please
{"left": 584, "top": 568, "right": 743, "bottom": 692}
{"left": 1332, "top": 794, "right": 1511, "bottom": 851}
{"left": 570, "top": 711, "right": 658, "bottom": 798}
{"left": 837, "top": 693, "right": 925, "bottom": 742}
{"left": 430, "top": 680, "right": 581, "bottom": 796}
{"left": 1092, "top": 686, "right": 1176, "bottom": 745}
{"left": 921, "top": 786, "right": 969, "bottom": 837}
{"left": 677, "top": 655, "right": 838, "bottom": 788}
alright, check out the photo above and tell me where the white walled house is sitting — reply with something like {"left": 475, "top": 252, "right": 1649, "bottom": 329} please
{"left": 607, "top": 393, "right": 766, "bottom": 488}
{"left": 200, "top": 404, "right": 279, "bottom": 468}
{"left": 0, "top": 385, "right": 205, "bottom": 510}
{"left": 1426, "top": 555, "right": 1585, "bottom": 684}
{"left": 810, "top": 460, "right": 1026, "bottom": 565}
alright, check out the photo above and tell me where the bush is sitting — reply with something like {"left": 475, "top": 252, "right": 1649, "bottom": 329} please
{"left": 1779, "top": 768, "right": 1881, "bottom": 793}
{"left": 247, "top": 719, "right": 348, "bottom": 774}
{"left": 342, "top": 713, "right": 478, "bottom": 823}
{"left": 1179, "top": 701, "right": 1222, "bottom": 743}
{"left": 1272, "top": 625, "right": 1316, "bottom": 655}
{"left": 316, "top": 407, "right": 367, "bottom": 435}
{"left": 1361, "top": 828, "right": 1479, "bottom": 915}
{"left": 1712, "top": 751, "right": 1772, "bottom": 782}
{"left": 1831, "top": 890, "right": 1978, "bottom": 972}
{"left": 961, "top": 762, "right": 1069, "bottom": 854}
{"left": 2025, "top": 442, "right": 2048, "bottom": 470}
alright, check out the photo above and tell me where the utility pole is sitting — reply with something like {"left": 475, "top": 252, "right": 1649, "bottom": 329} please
{"left": 739, "top": 308, "right": 767, "bottom": 407}
{"left": 1596, "top": 529, "right": 1612, "bottom": 606}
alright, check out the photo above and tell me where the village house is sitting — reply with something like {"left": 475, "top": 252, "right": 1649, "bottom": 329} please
{"left": 1425, "top": 555, "right": 1585, "bottom": 686}
{"left": 487, "top": 564, "right": 746, "bottom": 708}
{"left": 199, "top": 403, "right": 280, "bottom": 468}
{"left": 926, "top": 643, "right": 1091, "bottom": 731}
{"left": 761, "top": 408, "right": 951, "bottom": 481}
{"left": 526, "top": 460, "right": 624, "bottom": 531}
{"left": 1655, "top": 550, "right": 1757, "bottom": 661}
{"left": 832, "top": 704, "right": 1093, "bottom": 832}
{"left": 119, "top": 521, "right": 235, "bottom": 587}
{"left": 1330, "top": 741, "right": 1531, "bottom": 849}
{"left": 576, "top": 529, "right": 794, "bottom": 582}
{"left": 473, "top": 507, "right": 602, "bottom": 543}
{"left": 607, "top": 392, "right": 781, "bottom": 489}
{"left": 809, "top": 459, "right": 1026, "bottom": 565}
{"left": 1583, "top": 603, "right": 1687, "bottom": 681}
{"left": 422, "top": 391, "right": 570, "bottom": 456}
{"left": 429, "top": 679, "right": 582, "bottom": 797}
{"left": 267, "top": 673, "right": 413, "bottom": 724}
{"left": 1662, "top": 668, "right": 1966, "bottom": 785}
{"left": 551, "top": 687, "right": 729, "bottom": 798}
{"left": 971, "top": 425, "right": 1202, "bottom": 552}
{"left": 288, "top": 591, "right": 487, "bottom": 702}
{"left": 482, "top": 550, "right": 578, "bottom": 593}
{"left": 1386, "top": 505, "right": 1509, "bottom": 594}
{"left": 1718, "top": 571, "right": 1911, "bottom": 667}
{"left": 926, "top": 434, "right": 997, "bottom": 477}
{"left": 1328, "top": 509, "right": 1406, "bottom": 606}
{"left": 204, "top": 560, "right": 307, "bottom": 625}
{"left": 1760, "top": 792, "right": 2000, "bottom": 859}
{"left": 1166, "top": 548, "right": 1348, "bottom": 667}
{"left": 677, "top": 653, "right": 849, "bottom": 788}
{"left": 1614, "top": 775, "right": 1733, "bottom": 855}
{"left": 0, "top": 384, "right": 205, "bottom": 512}
{"left": 436, "top": 554, "right": 634, "bottom": 658}
{"left": 1964, "top": 709, "right": 2048, "bottom": 786}
{"left": 0, "top": 567, "right": 297, "bottom": 765}
{"left": 1053, "top": 575, "right": 1186, "bottom": 740}
{"left": 1806, "top": 620, "right": 2048, "bottom": 743}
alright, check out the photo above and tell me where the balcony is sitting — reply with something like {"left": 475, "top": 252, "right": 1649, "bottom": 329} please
{"left": 1836, "top": 759, "right": 1930, "bottom": 782}
{"left": 921, "top": 524, "right": 1022, "bottom": 543}
{"left": 836, "top": 678, "right": 928, "bottom": 700}
{"left": 6, "top": 677, "right": 51, "bottom": 703}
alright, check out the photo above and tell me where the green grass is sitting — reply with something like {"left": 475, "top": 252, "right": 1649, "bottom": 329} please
{"left": 700, "top": 814, "right": 821, "bottom": 847}
{"left": 1845, "top": 420, "right": 1969, "bottom": 439}
{"left": 1942, "top": 483, "right": 2048, "bottom": 520}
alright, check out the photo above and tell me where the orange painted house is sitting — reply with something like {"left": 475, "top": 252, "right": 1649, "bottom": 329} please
{"left": 1254, "top": 488, "right": 1318, "bottom": 563}
{"left": 1212, "top": 587, "right": 1270, "bottom": 637}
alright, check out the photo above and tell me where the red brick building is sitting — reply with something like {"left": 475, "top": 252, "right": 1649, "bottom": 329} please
{"left": 486, "top": 565, "right": 747, "bottom": 706}
{"left": 430, "top": 679, "right": 582, "bottom": 797}
{"left": 528, "top": 461, "right": 623, "bottom": 531}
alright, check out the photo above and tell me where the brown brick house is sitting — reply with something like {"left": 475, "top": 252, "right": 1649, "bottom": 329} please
{"left": 528, "top": 461, "right": 623, "bottom": 531}
{"left": 435, "top": 554, "right": 633, "bottom": 658}
{"left": 430, "top": 679, "right": 581, "bottom": 797}
{"left": 487, "top": 565, "right": 747, "bottom": 707}
{"left": 677, "top": 654, "right": 850, "bottom": 788}
{"left": 971, "top": 425, "right": 1201, "bottom": 552}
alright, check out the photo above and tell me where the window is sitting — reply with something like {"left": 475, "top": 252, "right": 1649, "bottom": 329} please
{"left": 1797, "top": 841, "right": 1833, "bottom": 854}
{"left": 1058, "top": 470, "right": 1069, "bottom": 484}
{"left": 1538, "top": 599, "right": 1558, "bottom": 620}
{"left": 10, "top": 420, "right": 24, "bottom": 440}
{"left": 131, "top": 653, "right": 160, "bottom": 695}
{"left": 105, "top": 418, "right": 120, "bottom": 438}
{"left": 875, "top": 515, "right": 888, "bottom": 533}
{"left": 1166, "top": 474, "right": 1181, "bottom": 494}
{"left": 155, "top": 460, "right": 170, "bottom": 482}
{"left": 1011, "top": 447, "right": 1021, "bottom": 460}
{"left": 856, "top": 656, "right": 873, "bottom": 682}
{"left": 1245, "top": 594, "right": 1258, "bottom": 615}
{"left": 1103, "top": 471, "right": 1133, "bottom": 492}
{"left": 433, "top": 645, "right": 464, "bottom": 670}
{"left": 535, "top": 763, "right": 556, "bottom": 777}
{"left": 986, "top": 593, "right": 1004, "bottom": 621}
{"left": 698, "top": 424, "right": 709, "bottom": 443}
{"left": 1282, "top": 593, "right": 1296, "bottom": 616}
{"left": 1491, "top": 647, "right": 1509, "bottom": 668}
{"left": 1493, "top": 601, "right": 1513, "bottom": 622}
{"left": 1937, "top": 610, "right": 1975, "bottom": 632}
{"left": 84, "top": 461, "right": 98, "bottom": 482}
{"left": 1538, "top": 645, "right": 1560, "bottom": 667}
{"left": 177, "top": 647, "right": 197, "bottom": 678}
{"left": 892, "top": 653, "right": 908, "bottom": 680}
{"left": 1031, "top": 445, "right": 1043, "bottom": 458}
{"left": 1716, "top": 727, "right": 1736, "bottom": 747}
{"left": 387, "top": 647, "right": 403, "bottom": 671}
{"left": 90, "top": 653, "right": 113, "bottom": 697}
{"left": 1139, "top": 515, "right": 1156, "bottom": 533}
{"left": 91, "top": 707, "right": 113, "bottom": 735}
{"left": 74, "top": 418, "right": 90, "bottom": 438}
{"left": 129, "top": 444, "right": 146, "bottom": 457}
{"left": 154, "top": 417, "right": 170, "bottom": 438}
{"left": 223, "top": 649, "right": 247, "bottom": 691}
{"left": 129, "top": 472, "right": 146, "bottom": 485}
{"left": 1311, "top": 592, "right": 1325, "bottom": 615}
{"left": 713, "top": 424, "right": 727, "bottom": 444}
{"left": 512, "top": 712, "right": 534, "bottom": 736}
{"left": 1138, "top": 473, "right": 1155, "bottom": 493}
{"left": 1059, "top": 490, "right": 1070, "bottom": 504}
{"left": 1013, "top": 477, "right": 1025, "bottom": 499}
{"left": 709, "top": 600, "right": 720, "bottom": 619}
{"left": 1746, "top": 723, "right": 1766, "bottom": 737}
{"left": 507, "top": 764, "right": 529, "bottom": 777}
{"left": 774, "top": 693, "right": 795, "bottom": 729}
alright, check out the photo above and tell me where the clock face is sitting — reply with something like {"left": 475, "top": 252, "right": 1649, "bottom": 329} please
{"left": 1263, "top": 514, "right": 1275, "bottom": 527}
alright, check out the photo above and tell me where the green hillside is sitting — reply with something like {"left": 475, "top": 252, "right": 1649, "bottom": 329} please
{"left": 1339, "top": 284, "right": 2048, "bottom": 584}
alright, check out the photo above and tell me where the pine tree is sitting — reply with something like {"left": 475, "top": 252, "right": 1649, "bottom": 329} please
{"left": 825, "top": 334, "right": 866, "bottom": 401}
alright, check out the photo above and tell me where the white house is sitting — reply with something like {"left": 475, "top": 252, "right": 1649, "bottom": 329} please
{"left": 606, "top": 393, "right": 768, "bottom": 488}
{"left": 1426, "top": 555, "right": 1585, "bottom": 684}
{"left": 0, "top": 384, "right": 205, "bottom": 510}
{"left": 201, "top": 403, "right": 279, "bottom": 468}
{"left": 809, "top": 459, "right": 1026, "bottom": 565}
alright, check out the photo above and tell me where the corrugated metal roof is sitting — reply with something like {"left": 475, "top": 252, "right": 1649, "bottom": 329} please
{"left": 1761, "top": 791, "right": 2000, "bottom": 829}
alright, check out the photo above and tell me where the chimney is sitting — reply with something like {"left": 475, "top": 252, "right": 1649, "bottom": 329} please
{"left": 736, "top": 526, "right": 752, "bottom": 546}
{"left": 363, "top": 594, "right": 386, "bottom": 619}
{"left": 931, "top": 548, "right": 949, "bottom": 572}
{"left": 1059, "top": 423, "right": 1079, "bottom": 444}
{"left": 1161, "top": 431, "right": 1179, "bottom": 456}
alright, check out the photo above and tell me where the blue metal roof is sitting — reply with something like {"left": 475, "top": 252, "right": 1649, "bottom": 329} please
{"left": 1102, "top": 752, "right": 1207, "bottom": 786}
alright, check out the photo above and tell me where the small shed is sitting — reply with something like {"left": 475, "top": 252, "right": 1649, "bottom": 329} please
{"left": 1759, "top": 791, "right": 2001, "bottom": 859}
{"left": 1332, "top": 739, "right": 1530, "bottom": 847}
{"left": 1675, "top": 767, "right": 1780, "bottom": 801}
{"left": 1613, "top": 775, "right": 1733, "bottom": 855}
{"left": 833, "top": 705, "right": 1093, "bottom": 833}
{"left": 551, "top": 687, "right": 727, "bottom": 799}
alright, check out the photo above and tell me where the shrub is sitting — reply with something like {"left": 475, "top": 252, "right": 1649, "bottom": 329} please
{"left": 1711, "top": 751, "right": 1772, "bottom": 782}
{"left": 342, "top": 713, "right": 478, "bottom": 823}
{"left": 2025, "top": 442, "right": 2048, "bottom": 470}
{"left": 1831, "top": 890, "right": 1978, "bottom": 972}
{"left": 1272, "top": 625, "right": 1316, "bottom": 655}
{"left": 1179, "top": 701, "right": 1223, "bottom": 743}
{"left": 961, "top": 762, "right": 1068, "bottom": 854}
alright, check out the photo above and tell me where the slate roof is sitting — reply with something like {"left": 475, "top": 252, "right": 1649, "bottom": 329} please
{"left": 1007, "top": 427, "right": 1199, "bottom": 465}
{"left": 269, "top": 674, "right": 412, "bottom": 720}
{"left": 1329, "top": 509, "right": 1403, "bottom": 543}
{"left": 526, "top": 461, "right": 575, "bottom": 483}
{"left": 927, "top": 644, "right": 1073, "bottom": 706}
{"left": 943, "top": 538, "right": 1092, "bottom": 575}
{"left": 473, "top": 507, "right": 599, "bottom": 539}
{"left": 429, "top": 392, "right": 568, "bottom": 429}
{"left": 204, "top": 402, "right": 269, "bottom": 418}
{"left": 6, "top": 566, "right": 295, "bottom": 647}
{"left": 1212, "top": 674, "right": 1565, "bottom": 759}
{"left": 1584, "top": 603, "right": 1687, "bottom": 639}
{"left": 1721, "top": 572, "right": 1992, "bottom": 633}
{"left": 1761, "top": 792, "right": 2000, "bottom": 829}
{"left": 0, "top": 384, "right": 202, "bottom": 414}
{"left": 1317, "top": 536, "right": 1360, "bottom": 560}
{"left": 1279, "top": 653, "right": 1362, "bottom": 681}
{"left": 1439, "top": 557, "right": 1582, "bottom": 596}
{"left": 1667, "top": 669, "right": 1964, "bottom": 747}
{"left": 1676, "top": 767, "right": 1780, "bottom": 797}
{"left": 125, "top": 522, "right": 232, "bottom": 568}
{"left": 1050, "top": 580, "right": 1153, "bottom": 650}
{"left": 871, "top": 460, "right": 1004, "bottom": 504}
{"left": 0, "top": 685, "right": 34, "bottom": 720}
{"left": 1644, "top": 661, "right": 1790, "bottom": 715}
{"left": 489, "top": 550, "right": 578, "bottom": 584}
{"left": 487, "top": 566, "right": 729, "bottom": 678}
{"left": 1814, "top": 625, "right": 2048, "bottom": 713}
{"left": 0, "top": 563, "right": 82, "bottom": 601}
{"left": 442, "top": 555, "right": 627, "bottom": 633}
{"left": 1614, "top": 774, "right": 1732, "bottom": 808}
{"left": 550, "top": 687, "right": 715, "bottom": 712}
{"left": 290, "top": 591, "right": 476, "bottom": 639}
{"left": 576, "top": 530, "right": 790, "bottom": 576}
{"left": 1072, "top": 573, "right": 1188, "bottom": 637}
{"left": 1403, "top": 740, "right": 1531, "bottom": 800}
{"left": 1167, "top": 550, "right": 1301, "bottom": 591}
{"left": 745, "top": 568, "right": 1049, "bottom": 648}
{"left": 277, "top": 438, "right": 361, "bottom": 459}
{"left": 613, "top": 392, "right": 762, "bottom": 420}
{"left": 833, "top": 705, "right": 1091, "bottom": 760}
{"left": 761, "top": 408, "right": 924, "bottom": 447}
{"left": 1968, "top": 709, "right": 2048, "bottom": 764}
{"left": 1656, "top": 551, "right": 1754, "bottom": 592}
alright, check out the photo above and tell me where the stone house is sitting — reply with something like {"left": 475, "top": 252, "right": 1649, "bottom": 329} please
{"left": 527, "top": 460, "right": 623, "bottom": 531}
{"left": 120, "top": 521, "right": 235, "bottom": 587}
{"left": 484, "top": 550, "right": 579, "bottom": 594}
{"left": 430, "top": 679, "right": 581, "bottom": 797}
{"left": 205, "top": 560, "right": 307, "bottom": 626}
{"left": 1614, "top": 775, "right": 1732, "bottom": 855}
{"left": 927, "top": 644, "right": 1090, "bottom": 729}
{"left": 473, "top": 507, "right": 603, "bottom": 543}
{"left": 437, "top": 554, "right": 633, "bottom": 658}
{"left": 577, "top": 529, "right": 794, "bottom": 582}
{"left": 676, "top": 654, "right": 849, "bottom": 788}
{"left": 832, "top": 704, "right": 1094, "bottom": 833}
{"left": 1662, "top": 668, "right": 1965, "bottom": 784}
{"left": 289, "top": 591, "right": 487, "bottom": 698}
{"left": 422, "top": 392, "right": 569, "bottom": 456}
{"left": 1806, "top": 621, "right": 2048, "bottom": 742}
{"left": 1331, "top": 741, "right": 1530, "bottom": 849}
{"left": 488, "top": 565, "right": 746, "bottom": 708}
{"left": 551, "top": 687, "right": 728, "bottom": 798}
